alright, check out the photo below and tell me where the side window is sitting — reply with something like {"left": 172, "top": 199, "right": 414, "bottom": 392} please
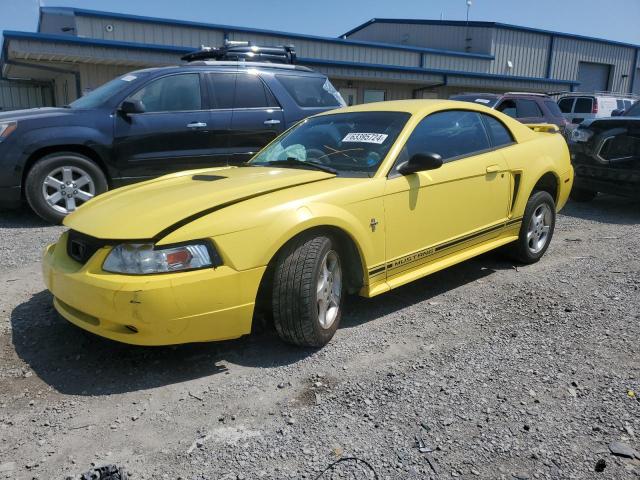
{"left": 402, "top": 110, "right": 490, "bottom": 162}
{"left": 496, "top": 99, "right": 517, "bottom": 118}
{"left": 209, "top": 73, "right": 236, "bottom": 109}
{"left": 558, "top": 98, "right": 574, "bottom": 113}
{"left": 544, "top": 100, "right": 563, "bottom": 117}
{"left": 516, "top": 99, "right": 543, "bottom": 118}
{"left": 129, "top": 74, "right": 201, "bottom": 112}
{"left": 574, "top": 97, "right": 593, "bottom": 114}
{"left": 481, "top": 114, "right": 514, "bottom": 147}
{"left": 233, "top": 73, "right": 273, "bottom": 109}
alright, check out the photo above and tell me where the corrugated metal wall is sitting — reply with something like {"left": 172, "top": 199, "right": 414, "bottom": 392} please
{"left": 0, "top": 80, "right": 53, "bottom": 111}
{"left": 551, "top": 37, "right": 636, "bottom": 93}
{"left": 490, "top": 29, "right": 550, "bottom": 78}
{"left": 345, "top": 22, "right": 493, "bottom": 54}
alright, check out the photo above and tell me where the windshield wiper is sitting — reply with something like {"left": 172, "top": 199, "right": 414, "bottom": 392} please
{"left": 261, "top": 157, "right": 337, "bottom": 174}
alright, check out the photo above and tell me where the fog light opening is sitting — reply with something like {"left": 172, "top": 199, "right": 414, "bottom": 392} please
{"left": 125, "top": 325, "right": 139, "bottom": 333}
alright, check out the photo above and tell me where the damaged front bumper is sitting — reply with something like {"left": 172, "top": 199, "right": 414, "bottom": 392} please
{"left": 42, "top": 232, "right": 265, "bottom": 346}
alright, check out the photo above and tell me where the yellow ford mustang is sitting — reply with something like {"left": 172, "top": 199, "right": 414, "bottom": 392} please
{"left": 42, "top": 100, "right": 573, "bottom": 347}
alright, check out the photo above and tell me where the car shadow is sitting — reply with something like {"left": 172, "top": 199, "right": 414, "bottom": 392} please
{"left": 0, "top": 206, "right": 52, "bottom": 229}
{"left": 10, "top": 252, "right": 511, "bottom": 397}
{"left": 560, "top": 195, "right": 640, "bottom": 225}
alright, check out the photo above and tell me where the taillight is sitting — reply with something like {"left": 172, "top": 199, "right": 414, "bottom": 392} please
{"left": 592, "top": 101, "right": 598, "bottom": 114}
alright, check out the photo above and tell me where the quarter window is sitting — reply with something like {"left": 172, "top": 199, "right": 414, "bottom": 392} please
{"left": 482, "top": 114, "right": 514, "bottom": 147}
{"left": 401, "top": 110, "right": 490, "bottom": 162}
{"left": 574, "top": 97, "right": 594, "bottom": 114}
{"left": 558, "top": 98, "right": 574, "bottom": 113}
{"left": 516, "top": 99, "right": 543, "bottom": 118}
{"left": 129, "top": 74, "right": 201, "bottom": 112}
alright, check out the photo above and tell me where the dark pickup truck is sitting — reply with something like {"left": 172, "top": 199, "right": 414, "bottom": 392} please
{"left": 568, "top": 101, "right": 640, "bottom": 201}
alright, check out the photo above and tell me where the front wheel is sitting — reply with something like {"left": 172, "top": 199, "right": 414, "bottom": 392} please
{"left": 508, "top": 191, "right": 556, "bottom": 264}
{"left": 272, "top": 235, "right": 343, "bottom": 347}
{"left": 25, "top": 152, "right": 108, "bottom": 224}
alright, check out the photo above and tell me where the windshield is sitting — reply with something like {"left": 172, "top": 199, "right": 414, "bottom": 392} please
{"left": 69, "top": 72, "right": 148, "bottom": 109}
{"left": 624, "top": 101, "right": 640, "bottom": 117}
{"left": 249, "top": 111, "right": 410, "bottom": 176}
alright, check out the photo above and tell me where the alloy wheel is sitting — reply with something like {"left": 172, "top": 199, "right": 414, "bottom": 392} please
{"left": 526, "top": 203, "right": 552, "bottom": 254}
{"left": 316, "top": 250, "right": 342, "bottom": 329}
{"left": 41, "top": 166, "right": 96, "bottom": 214}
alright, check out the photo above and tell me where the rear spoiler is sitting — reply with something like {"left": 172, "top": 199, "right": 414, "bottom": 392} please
{"left": 526, "top": 123, "right": 560, "bottom": 133}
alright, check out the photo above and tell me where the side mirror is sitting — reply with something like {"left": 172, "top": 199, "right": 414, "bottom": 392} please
{"left": 397, "top": 152, "right": 443, "bottom": 175}
{"left": 610, "top": 109, "right": 623, "bottom": 117}
{"left": 119, "top": 99, "right": 145, "bottom": 115}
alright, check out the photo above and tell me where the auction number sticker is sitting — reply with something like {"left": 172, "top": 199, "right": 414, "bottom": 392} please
{"left": 342, "top": 132, "right": 388, "bottom": 144}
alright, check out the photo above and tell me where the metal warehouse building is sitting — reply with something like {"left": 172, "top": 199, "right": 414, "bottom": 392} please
{"left": 1, "top": 6, "right": 639, "bottom": 109}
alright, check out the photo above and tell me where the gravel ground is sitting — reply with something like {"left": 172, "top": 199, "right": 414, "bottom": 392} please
{"left": 0, "top": 197, "right": 639, "bottom": 480}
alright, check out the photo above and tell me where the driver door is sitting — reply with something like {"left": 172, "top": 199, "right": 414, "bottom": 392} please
{"left": 383, "top": 110, "right": 511, "bottom": 280}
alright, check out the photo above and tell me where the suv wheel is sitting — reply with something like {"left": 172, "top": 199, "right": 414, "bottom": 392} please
{"left": 25, "top": 152, "right": 108, "bottom": 224}
{"left": 507, "top": 191, "right": 556, "bottom": 264}
{"left": 272, "top": 235, "right": 343, "bottom": 347}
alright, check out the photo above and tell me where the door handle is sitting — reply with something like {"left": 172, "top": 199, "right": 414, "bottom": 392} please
{"left": 186, "top": 122, "right": 207, "bottom": 128}
{"left": 263, "top": 119, "right": 281, "bottom": 125}
{"left": 485, "top": 164, "right": 501, "bottom": 174}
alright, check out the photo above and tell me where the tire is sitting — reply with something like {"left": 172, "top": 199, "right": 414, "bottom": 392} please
{"left": 570, "top": 187, "right": 597, "bottom": 202}
{"left": 272, "top": 235, "right": 343, "bottom": 347}
{"left": 24, "top": 152, "right": 108, "bottom": 224}
{"left": 507, "top": 191, "right": 556, "bottom": 264}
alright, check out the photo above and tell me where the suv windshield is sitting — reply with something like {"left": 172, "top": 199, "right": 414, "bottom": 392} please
{"left": 69, "top": 72, "right": 148, "bottom": 109}
{"left": 624, "top": 101, "right": 640, "bottom": 117}
{"left": 249, "top": 111, "right": 410, "bottom": 176}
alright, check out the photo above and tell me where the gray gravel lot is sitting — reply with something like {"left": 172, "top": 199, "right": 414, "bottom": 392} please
{"left": 0, "top": 197, "right": 639, "bottom": 480}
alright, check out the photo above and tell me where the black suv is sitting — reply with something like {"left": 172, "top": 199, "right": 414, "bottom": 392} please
{"left": 568, "top": 101, "right": 640, "bottom": 201}
{"left": 0, "top": 44, "right": 344, "bottom": 223}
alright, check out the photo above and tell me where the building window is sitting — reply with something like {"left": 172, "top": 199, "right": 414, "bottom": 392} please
{"left": 363, "top": 89, "right": 385, "bottom": 104}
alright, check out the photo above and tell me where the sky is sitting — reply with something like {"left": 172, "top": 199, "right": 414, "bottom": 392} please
{"left": 1, "top": 0, "right": 639, "bottom": 46}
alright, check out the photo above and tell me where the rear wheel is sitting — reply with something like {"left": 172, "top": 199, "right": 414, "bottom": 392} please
{"left": 272, "top": 235, "right": 343, "bottom": 347}
{"left": 25, "top": 152, "right": 108, "bottom": 224}
{"left": 570, "top": 187, "right": 597, "bottom": 202}
{"left": 508, "top": 191, "right": 556, "bottom": 264}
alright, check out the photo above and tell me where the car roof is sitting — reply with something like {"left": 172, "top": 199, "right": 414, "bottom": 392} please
{"left": 315, "top": 99, "right": 505, "bottom": 116}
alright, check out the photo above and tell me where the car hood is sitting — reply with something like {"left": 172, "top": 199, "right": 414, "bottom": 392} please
{"left": 64, "top": 166, "right": 335, "bottom": 240}
{"left": 0, "top": 107, "right": 79, "bottom": 122}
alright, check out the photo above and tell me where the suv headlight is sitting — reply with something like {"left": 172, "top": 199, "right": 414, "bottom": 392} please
{"left": 103, "top": 241, "right": 221, "bottom": 274}
{"left": 571, "top": 128, "right": 594, "bottom": 143}
{"left": 0, "top": 121, "right": 17, "bottom": 140}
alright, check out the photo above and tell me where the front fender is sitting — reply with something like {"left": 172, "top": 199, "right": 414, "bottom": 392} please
{"left": 213, "top": 201, "right": 379, "bottom": 272}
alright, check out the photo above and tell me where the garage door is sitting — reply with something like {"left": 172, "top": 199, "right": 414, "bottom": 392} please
{"left": 633, "top": 68, "right": 640, "bottom": 94}
{"left": 577, "top": 62, "right": 611, "bottom": 92}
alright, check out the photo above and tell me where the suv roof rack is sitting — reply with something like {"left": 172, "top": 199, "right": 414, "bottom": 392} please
{"left": 181, "top": 40, "right": 297, "bottom": 64}
{"left": 548, "top": 90, "right": 640, "bottom": 99}
{"left": 184, "top": 60, "right": 312, "bottom": 72}
{"left": 504, "top": 91, "right": 550, "bottom": 97}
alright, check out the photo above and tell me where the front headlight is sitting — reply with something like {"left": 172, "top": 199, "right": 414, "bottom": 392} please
{"left": 103, "top": 241, "right": 221, "bottom": 274}
{"left": 0, "top": 121, "right": 17, "bottom": 140}
{"left": 571, "top": 128, "right": 594, "bottom": 143}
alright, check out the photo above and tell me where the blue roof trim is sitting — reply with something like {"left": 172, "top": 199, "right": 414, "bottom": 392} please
{"left": 298, "top": 57, "right": 579, "bottom": 86}
{"left": 3, "top": 30, "right": 578, "bottom": 87}
{"left": 343, "top": 18, "right": 640, "bottom": 50}
{"left": 2, "top": 30, "right": 193, "bottom": 54}
{"left": 38, "top": 7, "right": 494, "bottom": 60}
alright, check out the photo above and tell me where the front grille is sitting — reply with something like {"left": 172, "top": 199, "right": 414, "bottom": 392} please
{"left": 66, "top": 230, "right": 110, "bottom": 264}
